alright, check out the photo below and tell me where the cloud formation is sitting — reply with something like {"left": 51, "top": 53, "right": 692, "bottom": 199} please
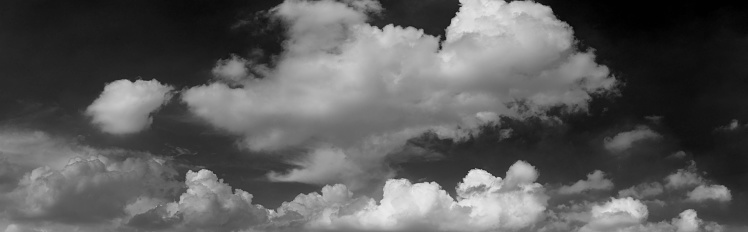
{"left": 558, "top": 170, "right": 614, "bottom": 194}
{"left": 687, "top": 185, "right": 732, "bottom": 202}
{"left": 618, "top": 182, "right": 664, "bottom": 199}
{"left": 128, "top": 169, "right": 270, "bottom": 232}
{"left": 182, "top": 0, "right": 616, "bottom": 188}
{"left": 6, "top": 155, "right": 178, "bottom": 223}
{"left": 128, "top": 160, "right": 547, "bottom": 232}
{"left": 604, "top": 126, "right": 662, "bottom": 153}
{"left": 86, "top": 79, "right": 173, "bottom": 134}
{"left": 572, "top": 198, "right": 724, "bottom": 232}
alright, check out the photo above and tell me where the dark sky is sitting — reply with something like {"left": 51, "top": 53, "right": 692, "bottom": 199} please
{"left": 1, "top": 0, "right": 748, "bottom": 231}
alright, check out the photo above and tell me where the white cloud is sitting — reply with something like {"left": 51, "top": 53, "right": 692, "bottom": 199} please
{"left": 0, "top": 130, "right": 183, "bottom": 230}
{"left": 159, "top": 169, "right": 270, "bottom": 231}
{"left": 265, "top": 145, "right": 395, "bottom": 191}
{"left": 618, "top": 182, "right": 664, "bottom": 199}
{"left": 272, "top": 160, "right": 548, "bottom": 231}
{"left": 4, "top": 153, "right": 179, "bottom": 224}
{"left": 604, "top": 126, "right": 662, "bottom": 153}
{"left": 212, "top": 54, "right": 250, "bottom": 83}
{"left": 687, "top": 185, "right": 732, "bottom": 202}
{"left": 86, "top": 79, "right": 173, "bottom": 134}
{"left": 128, "top": 169, "right": 272, "bottom": 232}
{"left": 575, "top": 198, "right": 726, "bottom": 232}
{"left": 558, "top": 170, "right": 614, "bottom": 194}
{"left": 672, "top": 209, "right": 701, "bottom": 232}
{"left": 0, "top": 130, "right": 84, "bottom": 170}
{"left": 715, "top": 119, "right": 745, "bottom": 131}
{"left": 579, "top": 197, "right": 649, "bottom": 232}
{"left": 183, "top": 0, "right": 616, "bottom": 188}
{"left": 127, "top": 160, "right": 547, "bottom": 232}
{"left": 664, "top": 166, "right": 704, "bottom": 189}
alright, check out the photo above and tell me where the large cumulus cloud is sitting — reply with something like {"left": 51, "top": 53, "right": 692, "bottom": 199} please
{"left": 182, "top": 0, "right": 617, "bottom": 188}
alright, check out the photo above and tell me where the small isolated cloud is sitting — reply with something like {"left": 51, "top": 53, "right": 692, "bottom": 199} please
{"left": 604, "top": 126, "right": 662, "bottom": 153}
{"left": 558, "top": 170, "right": 614, "bottom": 194}
{"left": 687, "top": 185, "right": 732, "bottom": 202}
{"left": 669, "top": 150, "right": 687, "bottom": 159}
{"left": 715, "top": 119, "right": 746, "bottom": 131}
{"left": 618, "top": 182, "right": 664, "bottom": 199}
{"left": 86, "top": 79, "right": 173, "bottom": 134}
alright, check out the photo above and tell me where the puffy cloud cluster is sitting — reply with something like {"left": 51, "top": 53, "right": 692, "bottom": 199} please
{"left": 604, "top": 126, "right": 662, "bottom": 153}
{"left": 128, "top": 169, "right": 270, "bottom": 232}
{"left": 5, "top": 154, "right": 179, "bottom": 223}
{"left": 579, "top": 197, "right": 649, "bottom": 231}
{"left": 0, "top": 129, "right": 182, "bottom": 231}
{"left": 183, "top": 0, "right": 616, "bottom": 188}
{"left": 548, "top": 198, "right": 724, "bottom": 232}
{"left": 127, "top": 160, "right": 547, "bottom": 232}
{"left": 558, "top": 170, "right": 614, "bottom": 194}
{"left": 329, "top": 161, "right": 548, "bottom": 231}
{"left": 86, "top": 79, "right": 173, "bottom": 134}
{"left": 663, "top": 164, "right": 732, "bottom": 203}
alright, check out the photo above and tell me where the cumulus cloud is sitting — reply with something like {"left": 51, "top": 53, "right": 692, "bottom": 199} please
{"left": 212, "top": 54, "right": 250, "bottom": 83}
{"left": 86, "top": 79, "right": 173, "bottom": 134}
{"left": 1, "top": 153, "right": 179, "bottom": 228}
{"left": 130, "top": 160, "right": 547, "bottom": 232}
{"left": 687, "top": 185, "right": 732, "bottom": 202}
{"left": 183, "top": 0, "right": 616, "bottom": 188}
{"left": 672, "top": 209, "right": 701, "bottom": 232}
{"left": 558, "top": 170, "right": 614, "bottom": 194}
{"left": 273, "top": 160, "right": 547, "bottom": 231}
{"left": 0, "top": 129, "right": 182, "bottom": 230}
{"left": 618, "top": 182, "right": 664, "bottom": 199}
{"left": 573, "top": 198, "right": 724, "bottom": 232}
{"left": 604, "top": 126, "right": 662, "bottom": 153}
{"left": 128, "top": 169, "right": 270, "bottom": 232}
{"left": 664, "top": 165, "right": 704, "bottom": 189}
{"left": 579, "top": 197, "right": 649, "bottom": 231}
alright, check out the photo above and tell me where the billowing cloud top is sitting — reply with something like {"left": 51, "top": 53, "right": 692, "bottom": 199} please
{"left": 86, "top": 79, "right": 173, "bottom": 134}
{"left": 182, "top": 0, "right": 616, "bottom": 151}
{"left": 181, "top": 0, "right": 617, "bottom": 190}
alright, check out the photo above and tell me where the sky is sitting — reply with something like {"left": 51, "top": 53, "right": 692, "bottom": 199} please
{"left": 1, "top": 0, "right": 748, "bottom": 231}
